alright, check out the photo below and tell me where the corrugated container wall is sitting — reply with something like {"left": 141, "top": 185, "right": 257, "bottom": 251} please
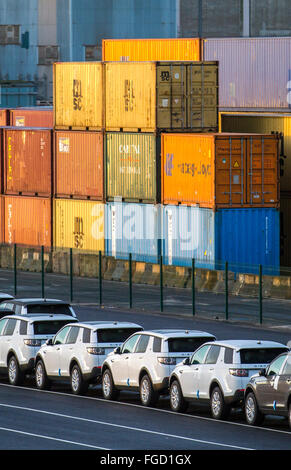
{"left": 203, "top": 37, "right": 291, "bottom": 111}
{"left": 0, "top": 110, "right": 9, "bottom": 126}
{"left": 161, "top": 133, "right": 279, "bottom": 209}
{"left": 9, "top": 108, "right": 53, "bottom": 128}
{"left": 54, "top": 131, "right": 104, "bottom": 200}
{"left": 105, "top": 132, "right": 160, "bottom": 203}
{"left": 53, "top": 199, "right": 105, "bottom": 252}
{"left": 280, "top": 196, "right": 291, "bottom": 267}
{"left": 105, "top": 61, "right": 218, "bottom": 132}
{"left": 4, "top": 195, "right": 52, "bottom": 247}
{"left": 53, "top": 62, "right": 104, "bottom": 130}
{"left": 220, "top": 112, "right": 291, "bottom": 192}
{"left": 162, "top": 205, "right": 279, "bottom": 274}
{"left": 102, "top": 38, "right": 201, "bottom": 61}
{"left": 3, "top": 128, "right": 52, "bottom": 196}
{"left": 105, "top": 202, "right": 161, "bottom": 263}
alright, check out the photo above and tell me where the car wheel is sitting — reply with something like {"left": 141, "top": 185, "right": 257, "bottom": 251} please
{"left": 102, "top": 369, "right": 119, "bottom": 400}
{"left": 210, "top": 386, "right": 230, "bottom": 420}
{"left": 139, "top": 374, "right": 159, "bottom": 407}
{"left": 170, "top": 380, "right": 188, "bottom": 413}
{"left": 8, "top": 355, "right": 24, "bottom": 386}
{"left": 35, "top": 359, "right": 51, "bottom": 390}
{"left": 71, "top": 364, "right": 89, "bottom": 395}
{"left": 245, "top": 392, "right": 264, "bottom": 426}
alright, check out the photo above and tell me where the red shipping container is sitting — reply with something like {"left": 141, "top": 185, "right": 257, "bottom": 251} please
{"left": 54, "top": 130, "right": 104, "bottom": 200}
{"left": 9, "top": 107, "right": 53, "bottom": 128}
{"left": 3, "top": 128, "right": 52, "bottom": 196}
{"left": 4, "top": 195, "right": 52, "bottom": 247}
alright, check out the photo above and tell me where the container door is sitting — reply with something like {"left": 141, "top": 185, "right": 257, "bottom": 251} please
{"left": 187, "top": 63, "right": 218, "bottom": 131}
{"left": 215, "top": 137, "right": 246, "bottom": 206}
{"left": 246, "top": 136, "right": 279, "bottom": 206}
{"left": 156, "top": 64, "right": 187, "bottom": 130}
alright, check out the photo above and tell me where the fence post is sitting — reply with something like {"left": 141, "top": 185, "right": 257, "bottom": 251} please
{"left": 192, "top": 258, "right": 195, "bottom": 316}
{"left": 225, "top": 261, "right": 229, "bottom": 320}
{"left": 14, "top": 243, "right": 17, "bottom": 296}
{"left": 129, "top": 253, "right": 132, "bottom": 309}
{"left": 69, "top": 248, "right": 73, "bottom": 302}
{"left": 259, "top": 264, "right": 263, "bottom": 324}
{"left": 99, "top": 250, "right": 102, "bottom": 306}
{"left": 41, "top": 245, "right": 45, "bottom": 298}
{"left": 160, "top": 255, "right": 163, "bottom": 312}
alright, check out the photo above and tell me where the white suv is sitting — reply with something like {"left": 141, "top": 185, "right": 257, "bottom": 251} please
{"left": 35, "top": 321, "right": 143, "bottom": 395}
{"left": 0, "top": 314, "right": 78, "bottom": 385}
{"left": 169, "top": 339, "right": 289, "bottom": 419}
{"left": 101, "top": 329, "right": 216, "bottom": 406}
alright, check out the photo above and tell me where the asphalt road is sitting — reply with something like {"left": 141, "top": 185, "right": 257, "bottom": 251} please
{"left": 0, "top": 304, "right": 290, "bottom": 456}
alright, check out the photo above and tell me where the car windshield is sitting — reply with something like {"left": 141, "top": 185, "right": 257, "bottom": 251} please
{"left": 168, "top": 337, "right": 215, "bottom": 353}
{"left": 27, "top": 304, "right": 72, "bottom": 315}
{"left": 96, "top": 328, "right": 143, "bottom": 343}
{"left": 239, "top": 348, "right": 288, "bottom": 364}
{"left": 33, "top": 320, "right": 77, "bottom": 335}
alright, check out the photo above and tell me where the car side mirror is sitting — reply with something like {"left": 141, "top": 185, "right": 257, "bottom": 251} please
{"left": 259, "top": 368, "right": 266, "bottom": 377}
{"left": 183, "top": 357, "right": 190, "bottom": 365}
{"left": 114, "top": 346, "right": 121, "bottom": 354}
{"left": 46, "top": 338, "right": 53, "bottom": 346}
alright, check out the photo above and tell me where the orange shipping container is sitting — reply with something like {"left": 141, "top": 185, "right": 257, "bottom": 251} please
{"left": 9, "top": 107, "right": 53, "bottom": 128}
{"left": 54, "top": 130, "right": 104, "bottom": 200}
{"left": 161, "top": 133, "right": 279, "bottom": 209}
{"left": 3, "top": 128, "right": 52, "bottom": 196}
{"left": 0, "top": 109, "right": 9, "bottom": 126}
{"left": 4, "top": 195, "right": 52, "bottom": 247}
{"left": 102, "top": 38, "right": 201, "bottom": 61}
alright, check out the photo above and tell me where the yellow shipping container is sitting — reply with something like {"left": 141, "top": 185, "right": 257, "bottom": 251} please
{"left": 220, "top": 111, "right": 291, "bottom": 191}
{"left": 54, "top": 199, "right": 105, "bottom": 251}
{"left": 102, "top": 38, "right": 201, "bottom": 62}
{"left": 106, "top": 61, "right": 218, "bottom": 132}
{"left": 53, "top": 62, "right": 104, "bottom": 130}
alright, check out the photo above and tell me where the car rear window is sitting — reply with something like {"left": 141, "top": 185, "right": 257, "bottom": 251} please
{"left": 27, "top": 304, "right": 72, "bottom": 315}
{"left": 33, "top": 320, "right": 77, "bottom": 335}
{"left": 168, "top": 337, "right": 215, "bottom": 353}
{"left": 96, "top": 327, "right": 143, "bottom": 343}
{"left": 239, "top": 348, "right": 288, "bottom": 364}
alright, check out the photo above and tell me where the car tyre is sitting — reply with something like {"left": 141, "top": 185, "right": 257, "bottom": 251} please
{"left": 139, "top": 374, "right": 159, "bottom": 407}
{"left": 210, "top": 386, "right": 230, "bottom": 420}
{"left": 71, "top": 364, "right": 89, "bottom": 395}
{"left": 35, "top": 359, "right": 51, "bottom": 390}
{"left": 245, "top": 392, "right": 264, "bottom": 426}
{"left": 8, "top": 355, "right": 24, "bottom": 386}
{"left": 102, "top": 369, "right": 119, "bottom": 400}
{"left": 170, "top": 380, "right": 188, "bottom": 413}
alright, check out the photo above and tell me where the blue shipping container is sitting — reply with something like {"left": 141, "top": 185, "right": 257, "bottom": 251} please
{"left": 105, "top": 202, "right": 161, "bottom": 263}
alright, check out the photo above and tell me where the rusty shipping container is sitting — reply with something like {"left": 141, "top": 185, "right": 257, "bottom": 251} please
{"left": 105, "top": 61, "right": 218, "bottom": 133}
{"left": 54, "top": 130, "right": 104, "bottom": 200}
{"left": 53, "top": 198, "right": 105, "bottom": 252}
{"left": 54, "top": 62, "right": 104, "bottom": 130}
{"left": 102, "top": 38, "right": 201, "bottom": 62}
{"left": 161, "top": 133, "right": 279, "bottom": 209}
{"left": 3, "top": 127, "right": 52, "bottom": 196}
{"left": 105, "top": 132, "right": 160, "bottom": 203}
{"left": 4, "top": 195, "right": 52, "bottom": 247}
{"left": 9, "top": 107, "right": 53, "bottom": 128}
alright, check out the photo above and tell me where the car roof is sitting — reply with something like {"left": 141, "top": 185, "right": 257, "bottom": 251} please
{"left": 203, "top": 339, "right": 288, "bottom": 350}
{"left": 1, "top": 314, "right": 78, "bottom": 322}
{"left": 0, "top": 298, "right": 70, "bottom": 305}
{"left": 0, "top": 293, "right": 14, "bottom": 300}
{"left": 66, "top": 321, "right": 143, "bottom": 330}
{"left": 139, "top": 329, "right": 216, "bottom": 339}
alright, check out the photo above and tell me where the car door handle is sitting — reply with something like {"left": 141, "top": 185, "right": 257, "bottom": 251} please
{"left": 209, "top": 368, "right": 214, "bottom": 371}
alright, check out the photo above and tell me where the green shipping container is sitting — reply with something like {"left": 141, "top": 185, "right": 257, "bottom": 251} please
{"left": 105, "top": 132, "right": 161, "bottom": 203}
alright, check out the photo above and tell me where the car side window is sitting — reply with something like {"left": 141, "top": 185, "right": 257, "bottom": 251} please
{"left": 121, "top": 334, "right": 140, "bottom": 354}
{"left": 19, "top": 320, "right": 28, "bottom": 335}
{"left": 224, "top": 347, "right": 234, "bottom": 364}
{"left": 0, "top": 318, "right": 8, "bottom": 335}
{"left": 190, "top": 345, "right": 210, "bottom": 365}
{"left": 53, "top": 326, "right": 70, "bottom": 345}
{"left": 66, "top": 327, "right": 79, "bottom": 344}
{"left": 153, "top": 337, "right": 162, "bottom": 353}
{"left": 2, "top": 303, "right": 14, "bottom": 312}
{"left": 282, "top": 356, "right": 291, "bottom": 375}
{"left": 3, "top": 319, "right": 17, "bottom": 336}
{"left": 205, "top": 345, "right": 221, "bottom": 364}
{"left": 135, "top": 335, "right": 150, "bottom": 354}
{"left": 267, "top": 354, "right": 288, "bottom": 376}
{"left": 83, "top": 328, "right": 91, "bottom": 343}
